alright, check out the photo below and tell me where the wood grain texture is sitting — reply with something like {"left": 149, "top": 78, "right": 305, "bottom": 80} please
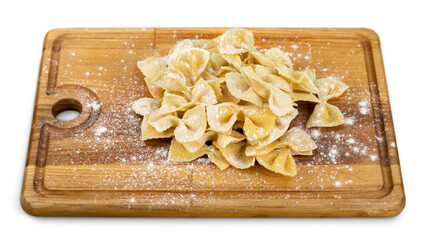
{"left": 21, "top": 28, "right": 405, "bottom": 217}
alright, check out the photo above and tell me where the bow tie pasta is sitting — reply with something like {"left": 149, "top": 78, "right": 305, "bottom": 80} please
{"left": 132, "top": 28, "right": 349, "bottom": 176}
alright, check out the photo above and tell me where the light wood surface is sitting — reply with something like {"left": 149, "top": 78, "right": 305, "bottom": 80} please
{"left": 21, "top": 28, "right": 405, "bottom": 217}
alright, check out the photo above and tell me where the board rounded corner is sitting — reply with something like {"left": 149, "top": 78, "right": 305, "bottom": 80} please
{"left": 357, "top": 28, "right": 381, "bottom": 44}
{"left": 20, "top": 191, "right": 40, "bottom": 217}
{"left": 44, "top": 28, "right": 65, "bottom": 42}
{"left": 389, "top": 192, "right": 406, "bottom": 217}
{"left": 379, "top": 185, "right": 406, "bottom": 217}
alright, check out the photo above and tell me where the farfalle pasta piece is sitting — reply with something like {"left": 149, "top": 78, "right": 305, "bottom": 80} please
{"left": 141, "top": 78, "right": 166, "bottom": 100}
{"left": 213, "top": 141, "right": 255, "bottom": 169}
{"left": 204, "top": 146, "right": 231, "bottom": 170}
{"left": 150, "top": 67, "right": 192, "bottom": 100}
{"left": 132, "top": 98, "right": 160, "bottom": 116}
{"left": 149, "top": 113, "right": 180, "bottom": 133}
{"left": 242, "top": 51, "right": 254, "bottom": 65}
{"left": 191, "top": 78, "right": 218, "bottom": 106}
{"left": 183, "top": 131, "right": 217, "bottom": 153}
{"left": 204, "top": 78, "right": 222, "bottom": 95}
{"left": 137, "top": 57, "right": 169, "bottom": 100}
{"left": 221, "top": 54, "right": 243, "bottom": 71}
{"left": 279, "top": 127, "right": 317, "bottom": 153}
{"left": 202, "top": 36, "right": 220, "bottom": 52}
{"left": 240, "top": 66, "right": 269, "bottom": 97}
{"left": 206, "top": 52, "right": 228, "bottom": 74}
{"left": 250, "top": 51, "right": 277, "bottom": 69}
{"left": 219, "top": 28, "right": 255, "bottom": 54}
{"left": 141, "top": 114, "right": 174, "bottom": 141}
{"left": 253, "top": 64, "right": 277, "bottom": 76}
{"left": 249, "top": 108, "right": 298, "bottom": 148}
{"left": 168, "top": 138, "right": 206, "bottom": 162}
{"left": 168, "top": 39, "right": 195, "bottom": 55}
{"left": 159, "top": 92, "right": 190, "bottom": 114}
{"left": 168, "top": 39, "right": 210, "bottom": 56}
{"left": 137, "top": 56, "right": 168, "bottom": 79}
{"left": 305, "top": 77, "right": 348, "bottom": 128}
{"left": 206, "top": 78, "right": 240, "bottom": 104}
{"left": 240, "top": 104, "right": 276, "bottom": 141}
{"left": 219, "top": 82, "right": 241, "bottom": 104}
{"left": 306, "top": 102, "right": 345, "bottom": 128}
{"left": 169, "top": 138, "right": 231, "bottom": 170}
{"left": 268, "top": 87, "right": 294, "bottom": 117}
{"left": 256, "top": 148, "right": 297, "bottom": 176}
{"left": 169, "top": 47, "right": 210, "bottom": 83}
{"left": 225, "top": 72, "right": 263, "bottom": 106}
{"left": 217, "top": 66, "right": 238, "bottom": 76}
{"left": 217, "top": 130, "right": 245, "bottom": 148}
{"left": 275, "top": 65, "right": 296, "bottom": 83}
{"left": 205, "top": 78, "right": 235, "bottom": 104}
{"left": 245, "top": 126, "right": 316, "bottom": 157}
{"left": 199, "top": 70, "right": 216, "bottom": 80}
{"left": 250, "top": 48, "right": 292, "bottom": 70}
{"left": 146, "top": 93, "right": 193, "bottom": 133}
{"left": 264, "top": 47, "right": 293, "bottom": 68}
{"left": 174, "top": 105, "right": 207, "bottom": 143}
{"left": 260, "top": 74, "right": 292, "bottom": 93}
{"left": 245, "top": 140, "right": 285, "bottom": 157}
{"left": 290, "top": 149, "right": 313, "bottom": 156}
{"left": 315, "top": 78, "right": 349, "bottom": 101}
{"left": 289, "top": 92, "right": 320, "bottom": 103}
{"left": 241, "top": 66, "right": 293, "bottom": 116}
{"left": 251, "top": 49, "right": 296, "bottom": 83}
{"left": 206, "top": 103, "right": 240, "bottom": 133}
{"left": 292, "top": 69, "right": 319, "bottom": 94}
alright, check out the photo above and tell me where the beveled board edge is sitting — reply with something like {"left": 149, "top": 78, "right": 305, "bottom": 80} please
{"left": 21, "top": 28, "right": 405, "bottom": 217}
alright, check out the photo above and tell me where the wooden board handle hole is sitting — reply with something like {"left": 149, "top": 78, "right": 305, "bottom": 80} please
{"left": 52, "top": 98, "right": 82, "bottom": 122}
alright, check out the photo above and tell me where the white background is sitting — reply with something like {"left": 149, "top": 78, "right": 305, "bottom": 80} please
{"left": 1, "top": 0, "right": 423, "bottom": 239}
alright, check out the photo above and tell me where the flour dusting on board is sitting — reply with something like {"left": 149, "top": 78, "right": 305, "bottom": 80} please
{"left": 95, "top": 126, "right": 107, "bottom": 136}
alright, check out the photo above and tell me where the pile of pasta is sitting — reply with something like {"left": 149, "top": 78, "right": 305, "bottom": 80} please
{"left": 132, "top": 28, "right": 348, "bottom": 176}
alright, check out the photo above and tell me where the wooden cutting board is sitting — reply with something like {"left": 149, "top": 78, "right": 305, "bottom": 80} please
{"left": 21, "top": 28, "right": 405, "bottom": 217}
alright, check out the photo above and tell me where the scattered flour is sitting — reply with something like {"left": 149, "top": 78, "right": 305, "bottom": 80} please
{"left": 155, "top": 148, "right": 168, "bottom": 158}
{"left": 95, "top": 126, "right": 107, "bottom": 136}
{"left": 345, "top": 116, "right": 356, "bottom": 125}
{"left": 310, "top": 129, "right": 321, "bottom": 138}
{"left": 375, "top": 136, "right": 384, "bottom": 142}
{"left": 360, "top": 107, "right": 369, "bottom": 115}
{"left": 88, "top": 101, "right": 101, "bottom": 111}
{"left": 359, "top": 100, "right": 370, "bottom": 115}
{"left": 327, "top": 147, "right": 339, "bottom": 164}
